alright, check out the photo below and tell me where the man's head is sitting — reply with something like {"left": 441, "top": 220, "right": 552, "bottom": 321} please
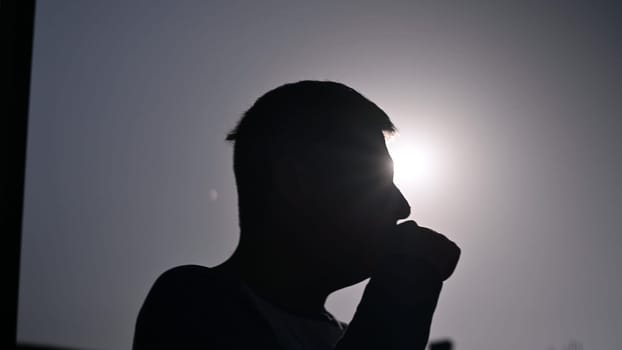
{"left": 227, "top": 81, "right": 410, "bottom": 285}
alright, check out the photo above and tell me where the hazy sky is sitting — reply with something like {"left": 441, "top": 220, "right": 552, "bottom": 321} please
{"left": 19, "top": 1, "right": 621, "bottom": 349}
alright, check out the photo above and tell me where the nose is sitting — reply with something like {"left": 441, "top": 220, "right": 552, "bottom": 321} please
{"left": 392, "top": 183, "right": 411, "bottom": 220}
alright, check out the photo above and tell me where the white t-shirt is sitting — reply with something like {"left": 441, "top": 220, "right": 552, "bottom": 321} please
{"left": 241, "top": 283, "right": 346, "bottom": 350}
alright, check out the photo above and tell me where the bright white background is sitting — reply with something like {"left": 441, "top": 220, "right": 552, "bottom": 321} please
{"left": 19, "top": 1, "right": 622, "bottom": 349}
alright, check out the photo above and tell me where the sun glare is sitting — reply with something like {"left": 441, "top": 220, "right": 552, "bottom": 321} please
{"left": 387, "top": 138, "right": 441, "bottom": 191}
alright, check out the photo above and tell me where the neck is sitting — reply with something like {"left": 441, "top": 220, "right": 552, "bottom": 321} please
{"left": 217, "top": 241, "right": 334, "bottom": 317}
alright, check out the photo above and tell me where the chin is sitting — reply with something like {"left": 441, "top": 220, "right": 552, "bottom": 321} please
{"left": 331, "top": 257, "right": 375, "bottom": 289}
{"left": 332, "top": 272, "right": 371, "bottom": 291}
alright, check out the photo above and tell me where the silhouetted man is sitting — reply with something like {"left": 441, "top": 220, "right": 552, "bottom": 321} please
{"left": 133, "top": 81, "right": 460, "bottom": 349}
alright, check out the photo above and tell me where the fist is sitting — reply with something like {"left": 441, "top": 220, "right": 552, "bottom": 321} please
{"left": 387, "top": 220, "right": 461, "bottom": 281}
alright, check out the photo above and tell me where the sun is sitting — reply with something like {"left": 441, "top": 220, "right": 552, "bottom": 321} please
{"left": 387, "top": 138, "right": 440, "bottom": 191}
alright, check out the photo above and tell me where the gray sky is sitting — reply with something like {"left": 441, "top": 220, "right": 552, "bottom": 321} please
{"left": 19, "top": 1, "right": 622, "bottom": 349}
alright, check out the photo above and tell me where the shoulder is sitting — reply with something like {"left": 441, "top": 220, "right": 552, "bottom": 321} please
{"left": 134, "top": 264, "right": 276, "bottom": 349}
{"left": 135, "top": 264, "right": 248, "bottom": 335}
{"left": 152, "top": 264, "right": 218, "bottom": 290}
{"left": 145, "top": 264, "right": 237, "bottom": 306}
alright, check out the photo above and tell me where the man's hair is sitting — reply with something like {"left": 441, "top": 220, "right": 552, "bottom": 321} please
{"left": 226, "top": 80, "right": 396, "bottom": 232}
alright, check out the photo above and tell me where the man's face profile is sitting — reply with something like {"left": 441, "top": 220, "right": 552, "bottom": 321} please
{"left": 296, "top": 131, "right": 411, "bottom": 278}
{"left": 227, "top": 80, "right": 411, "bottom": 284}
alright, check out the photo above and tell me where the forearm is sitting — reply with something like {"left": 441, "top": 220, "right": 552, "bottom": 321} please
{"left": 335, "top": 258, "right": 443, "bottom": 350}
